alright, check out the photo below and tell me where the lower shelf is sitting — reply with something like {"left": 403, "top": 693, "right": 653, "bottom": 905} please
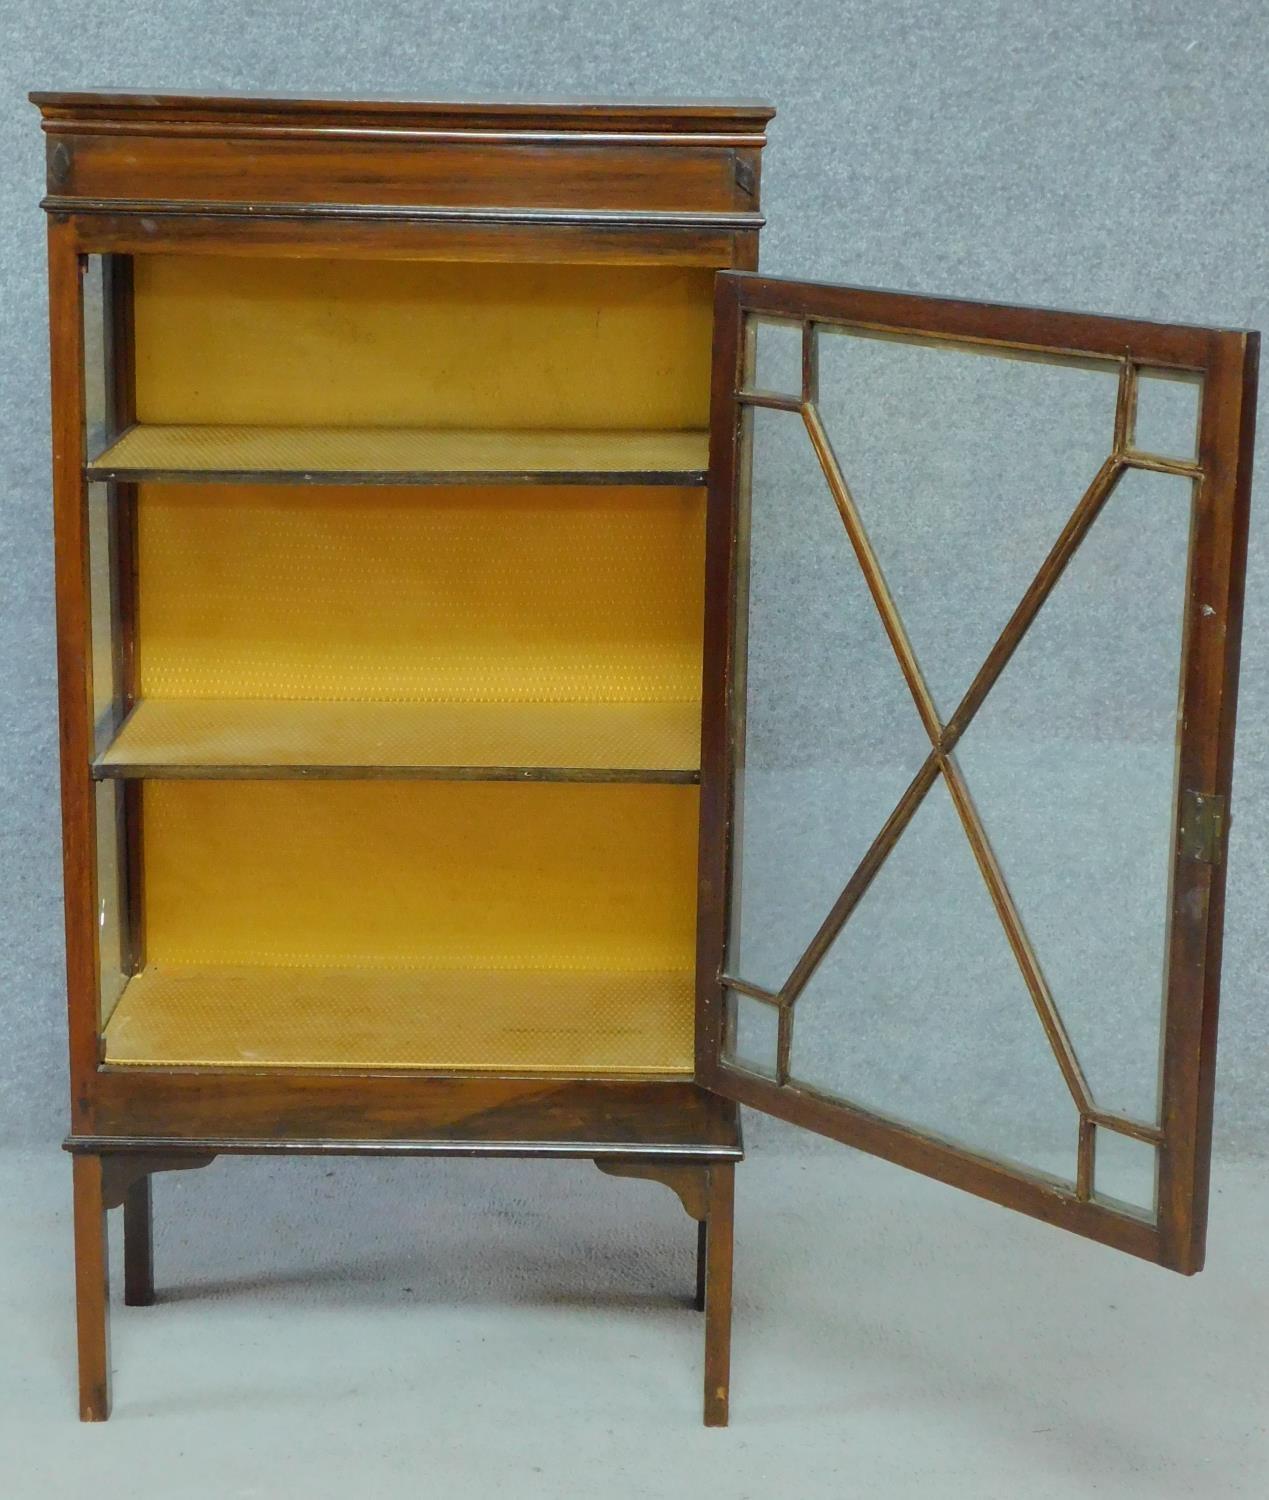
{"left": 102, "top": 965, "right": 695, "bottom": 1076}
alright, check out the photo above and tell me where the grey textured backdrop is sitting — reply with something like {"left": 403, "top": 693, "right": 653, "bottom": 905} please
{"left": 2, "top": 1, "right": 1265, "bottom": 1156}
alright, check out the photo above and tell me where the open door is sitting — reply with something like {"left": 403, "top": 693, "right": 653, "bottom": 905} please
{"left": 696, "top": 273, "right": 1257, "bottom": 1272}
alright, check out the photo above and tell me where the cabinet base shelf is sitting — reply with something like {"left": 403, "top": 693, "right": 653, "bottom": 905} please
{"left": 102, "top": 965, "right": 696, "bottom": 1076}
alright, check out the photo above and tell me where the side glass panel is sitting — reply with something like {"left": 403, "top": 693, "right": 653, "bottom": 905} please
{"left": 87, "top": 480, "right": 120, "bottom": 747}
{"left": 82, "top": 256, "right": 138, "bottom": 1027}
{"left": 95, "top": 780, "right": 128, "bottom": 1028}
{"left": 81, "top": 254, "right": 109, "bottom": 459}
{"left": 707, "top": 278, "right": 1255, "bottom": 1268}
{"left": 87, "top": 479, "right": 132, "bottom": 1029}
{"left": 82, "top": 253, "right": 130, "bottom": 749}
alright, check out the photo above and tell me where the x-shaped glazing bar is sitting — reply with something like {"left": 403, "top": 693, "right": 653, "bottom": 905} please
{"left": 726, "top": 351, "right": 1157, "bottom": 1119}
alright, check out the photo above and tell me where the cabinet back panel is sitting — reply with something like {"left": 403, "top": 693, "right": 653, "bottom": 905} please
{"left": 136, "top": 483, "right": 704, "bottom": 702}
{"left": 142, "top": 780, "right": 698, "bottom": 971}
{"left": 133, "top": 256, "right": 714, "bottom": 428}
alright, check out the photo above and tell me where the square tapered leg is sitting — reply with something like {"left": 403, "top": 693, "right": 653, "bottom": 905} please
{"left": 123, "top": 1174, "right": 155, "bottom": 1307}
{"left": 72, "top": 1154, "right": 111, "bottom": 1421}
{"left": 702, "top": 1161, "right": 734, "bottom": 1426}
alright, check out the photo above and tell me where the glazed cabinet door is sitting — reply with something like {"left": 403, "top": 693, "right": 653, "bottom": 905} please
{"left": 696, "top": 272, "right": 1257, "bottom": 1271}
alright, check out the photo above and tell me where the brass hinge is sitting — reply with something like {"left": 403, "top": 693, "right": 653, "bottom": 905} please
{"left": 1179, "top": 789, "right": 1226, "bottom": 864}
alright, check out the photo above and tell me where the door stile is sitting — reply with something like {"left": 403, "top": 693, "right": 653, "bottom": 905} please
{"left": 1156, "top": 328, "right": 1258, "bottom": 1273}
{"left": 695, "top": 274, "right": 746, "bottom": 1075}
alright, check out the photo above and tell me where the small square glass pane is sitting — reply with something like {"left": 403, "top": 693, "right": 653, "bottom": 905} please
{"left": 725, "top": 990, "right": 780, "bottom": 1079}
{"left": 748, "top": 317, "right": 803, "bottom": 399}
{"left": 1133, "top": 371, "right": 1201, "bottom": 463}
{"left": 1093, "top": 1128, "right": 1157, "bottom": 1217}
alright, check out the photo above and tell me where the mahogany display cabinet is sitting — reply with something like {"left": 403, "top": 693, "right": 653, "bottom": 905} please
{"left": 33, "top": 89, "right": 1258, "bottom": 1426}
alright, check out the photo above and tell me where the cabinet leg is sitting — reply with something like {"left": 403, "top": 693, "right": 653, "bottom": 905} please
{"left": 695, "top": 1219, "right": 707, "bottom": 1312}
{"left": 123, "top": 1174, "right": 154, "bottom": 1307}
{"left": 72, "top": 1155, "right": 111, "bottom": 1422}
{"left": 702, "top": 1161, "right": 734, "bottom": 1427}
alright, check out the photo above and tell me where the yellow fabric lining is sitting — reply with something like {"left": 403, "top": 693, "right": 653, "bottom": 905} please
{"left": 133, "top": 256, "right": 714, "bottom": 429}
{"left": 120, "top": 254, "right": 711, "bottom": 1075}
{"left": 142, "top": 780, "right": 698, "bottom": 972}
{"left": 137, "top": 483, "right": 705, "bottom": 704}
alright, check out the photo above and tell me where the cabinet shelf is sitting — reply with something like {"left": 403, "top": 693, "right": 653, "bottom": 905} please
{"left": 86, "top": 423, "right": 711, "bottom": 486}
{"left": 102, "top": 964, "right": 695, "bottom": 1075}
{"left": 93, "top": 697, "right": 702, "bottom": 782}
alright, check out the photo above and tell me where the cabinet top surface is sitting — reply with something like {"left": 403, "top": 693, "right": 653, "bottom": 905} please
{"left": 30, "top": 88, "right": 775, "bottom": 135}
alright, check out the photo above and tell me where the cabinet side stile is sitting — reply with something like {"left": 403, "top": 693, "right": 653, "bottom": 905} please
{"left": 47, "top": 214, "right": 100, "bottom": 1131}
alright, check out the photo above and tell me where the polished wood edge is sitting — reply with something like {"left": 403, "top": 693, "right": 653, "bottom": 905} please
{"left": 83, "top": 465, "right": 710, "bottom": 487}
{"left": 65, "top": 1135, "right": 744, "bottom": 1161}
{"left": 85, "top": 1070, "right": 741, "bottom": 1148}
{"left": 1156, "top": 329, "right": 1260, "bottom": 1274}
{"left": 46, "top": 125, "right": 769, "bottom": 150}
{"left": 43, "top": 196, "right": 766, "bottom": 232}
{"left": 95, "top": 1064, "right": 701, "bottom": 1083}
{"left": 91, "top": 762, "right": 701, "bottom": 785}
{"left": 30, "top": 91, "right": 775, "bottom": 136}
{"left": 718, "top": 271, "right": 1250, "bottom": 366}
{"left": 64, "top": 214, "right": 749, "bottom": 267}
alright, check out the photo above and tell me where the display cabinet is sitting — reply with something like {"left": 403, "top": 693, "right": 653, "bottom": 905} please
{"left": 33, "top": 90, "right": 1257, "bottom": 1427}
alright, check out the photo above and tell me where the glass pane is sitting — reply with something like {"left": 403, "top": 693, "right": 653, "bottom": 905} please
{"left": 82, "top": 254, "right": 108, "bottom": 457}
{"left": 815, "top": 330, "right": 1119, "bottom": 718}
{"left": 789, "top": 775, "right": 1079, "bottom": 1180}
{"left": 955, "top": 468, "right": 1191, "bottom": 1126}
{"left": 95, "top": 780, "right": 127, "bottom": 1027}
{"left": 722, "top": 307, "right": 1200, "bottom": 1189}
{"left": 1133, "top": 371, "right": 1201, "bottom": 462}
{"left": 87, "top": 481, "right": 118, "bottom": 745}
{"left": 726, "top": 404, "right": 930, "bottom": 994}
{"left": 748, "top": 317, "right": 803, "bottom": 398}
{"left": 727, "top": 991, "right": 780, "bottom": 1078}
{"left": 1093, "top": 1129, "right": 1157, "bottom": 1216}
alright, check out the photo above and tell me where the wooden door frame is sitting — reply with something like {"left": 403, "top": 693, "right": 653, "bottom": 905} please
{"left": 696, "top": 271, "right": 1258, "bottom": 1272}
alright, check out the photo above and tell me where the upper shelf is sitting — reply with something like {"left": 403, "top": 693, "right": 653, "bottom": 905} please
{"left": 94, "top": 697, "right": 702, "bottom": 783}
{"left": 85, "top": 424, "right": 711, "bottom": 487}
